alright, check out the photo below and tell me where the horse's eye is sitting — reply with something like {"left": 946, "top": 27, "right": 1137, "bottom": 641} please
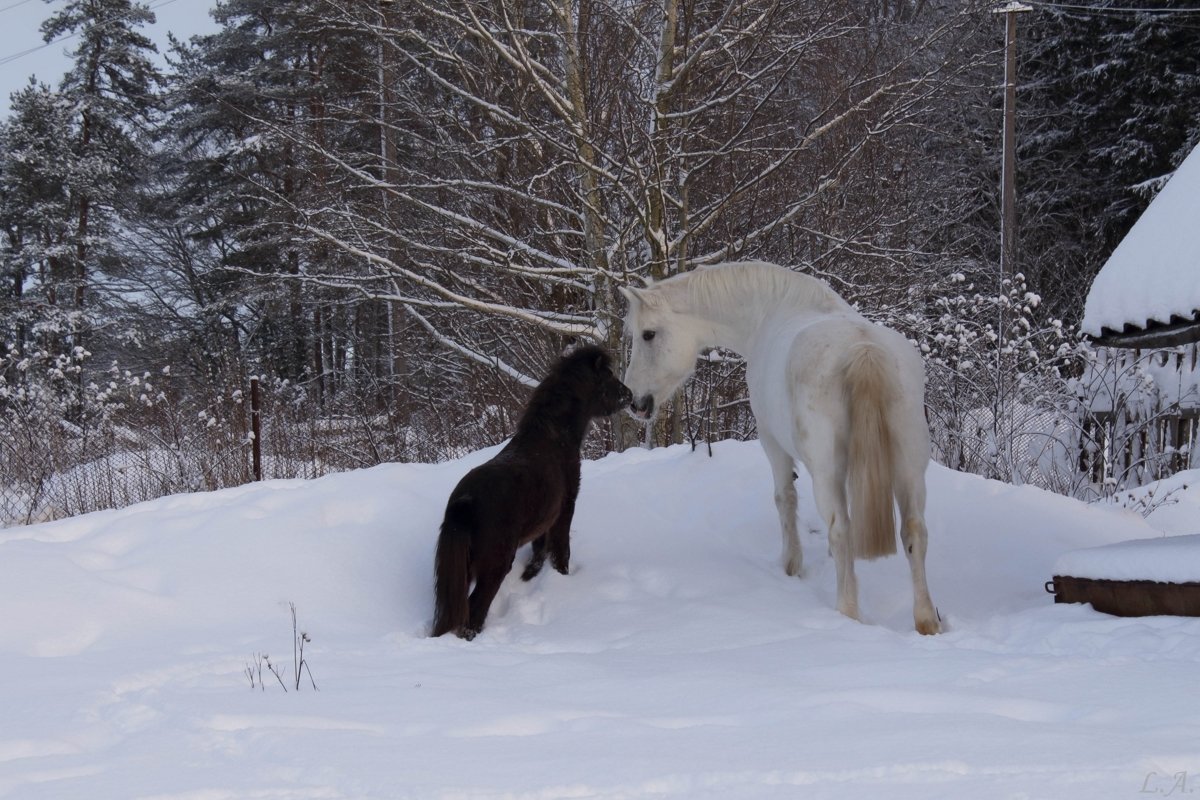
{"left": 642, "top": 330, "right": 656, "bottom": 342}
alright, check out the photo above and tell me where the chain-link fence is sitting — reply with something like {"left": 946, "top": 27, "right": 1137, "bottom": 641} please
{"left": 926, "top": 345, "right": 1200, "bottom": 499}
{"left": 0, "top": 373, "right": 497, "bottom": 528}
{"left": 5, "top": 347, "right": 1199, "bottom": 528}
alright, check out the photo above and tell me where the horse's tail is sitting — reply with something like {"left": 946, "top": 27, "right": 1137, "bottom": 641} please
{"left": 431, "top": 495, "right": 473, "bottom": 637}
{"left": 843, "top": 341, "right": 899, "bottom": 560}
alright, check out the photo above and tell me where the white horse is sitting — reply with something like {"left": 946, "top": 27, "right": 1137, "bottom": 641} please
{"left": 621, "top": 260, "right": 939, "bottom": 634}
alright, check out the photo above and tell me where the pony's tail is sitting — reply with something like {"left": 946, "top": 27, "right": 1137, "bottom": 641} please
{"left": 431, "top": 496, "right": 473, "bottom": 637}
{"left": 843, "top": 342, "right": 898, "bottom": 561}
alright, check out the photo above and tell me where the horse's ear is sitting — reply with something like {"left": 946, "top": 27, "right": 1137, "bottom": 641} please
{"left": 620, "top": 286, "right": 646, "bottom": 307}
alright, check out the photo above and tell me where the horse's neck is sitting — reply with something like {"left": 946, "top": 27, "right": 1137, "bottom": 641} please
{"left": 513, "top": 398, "right": 588, "bottom": 451}
{"left": 683, "top": 272, "right": 848, "bottom": 354}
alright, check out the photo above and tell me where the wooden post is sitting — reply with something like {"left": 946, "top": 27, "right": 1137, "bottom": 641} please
{"left": 250, "top": 376, "right": 263, "bottom": 482}
{"left": 994, "top": 3, "right": 1031, "bottom": 279}
{"left": 991, "top": 3, "right": 1030, "bottom": 480}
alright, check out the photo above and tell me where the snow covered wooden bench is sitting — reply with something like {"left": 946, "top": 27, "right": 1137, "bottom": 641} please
{"left": 1048, "top": 534, "right": 1200, "bottom": 617}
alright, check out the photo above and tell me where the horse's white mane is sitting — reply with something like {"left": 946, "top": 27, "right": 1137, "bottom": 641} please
{"left": 671, "top": 261, "right": 847, "bottom": 315}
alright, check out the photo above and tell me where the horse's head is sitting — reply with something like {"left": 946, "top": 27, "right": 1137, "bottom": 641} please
{"left": 589, "top": 348, "right": 635, "bottom": 417}
{"left": 620, "top": 284, "right": 705, "bottom": 422}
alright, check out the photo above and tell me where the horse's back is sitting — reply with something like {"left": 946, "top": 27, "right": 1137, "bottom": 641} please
{"left": 451, "top": 448, "right": 570, "bottom": 546}
{"left": 749, "top": 312, "right": 928, "bottom": 468}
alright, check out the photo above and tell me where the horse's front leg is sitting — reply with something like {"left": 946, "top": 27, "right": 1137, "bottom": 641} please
{"left": 521, "top": 536, "right": 547, "bottom": 581}
{"left": 547, "top": 466, "right": 580, "bottom": 575}
{"left": 760, "top": 434, "right": 802, "bottom": 576}
{"left": 546, "top": 497, "right": 575, "bottom": 576}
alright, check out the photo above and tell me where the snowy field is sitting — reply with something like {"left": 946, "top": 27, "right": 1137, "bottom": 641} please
{"left": 2, "top": 439, "right": 1199, "bottom": 799}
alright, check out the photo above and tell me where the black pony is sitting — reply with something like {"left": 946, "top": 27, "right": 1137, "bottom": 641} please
{"left": 431, "top": 345, "right": 632, "bottom": 640}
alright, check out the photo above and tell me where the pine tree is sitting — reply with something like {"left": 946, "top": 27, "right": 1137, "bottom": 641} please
{"left": 38, "top": 0, "right": 163, "bottom": 358}
{"left": 1018, "top": 1, "right": 1200, "bottom": 321}
{"left": 0, "top": 82, "right": 79, "bottom": 373}
{"left": 164, "top": 0, "right": 378, "bottom": 390}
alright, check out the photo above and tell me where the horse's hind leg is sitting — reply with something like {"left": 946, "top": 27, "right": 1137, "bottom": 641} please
{"left": 895, "top": 469, "right": 939, "bottom": 635}
{"left": 464, "top": 549, "right": 515, "bottom": 640}
{"left": 760, "top": 434, "right": 802, "bottom": 576}
{"left": 810, "top": 461, "right": 859, "bottom": 621}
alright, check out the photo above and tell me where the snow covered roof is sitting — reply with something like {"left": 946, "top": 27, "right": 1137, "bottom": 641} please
{"left": 1082, "top": 142, "right": 1200, "bottom": 348}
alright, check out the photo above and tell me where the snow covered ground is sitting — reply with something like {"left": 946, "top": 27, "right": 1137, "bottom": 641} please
{"left": 2, "top": 439, "right": 1199, "bottom": 799}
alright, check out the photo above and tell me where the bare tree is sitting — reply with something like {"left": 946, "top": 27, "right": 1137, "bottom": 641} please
{"left": 232, "top": 0, "right": 991, "bottom": 447}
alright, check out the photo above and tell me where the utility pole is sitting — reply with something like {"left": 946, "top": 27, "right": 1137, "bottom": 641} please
{"left": 992, "top": 1, "right": 1031, "bottom": 483}
{"left": 994, "top": 2, "right": 1031, "bottom": 278}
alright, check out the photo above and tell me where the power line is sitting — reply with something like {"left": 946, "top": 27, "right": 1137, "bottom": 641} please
{"left": 0, "top": 0, "right": 40, "bottom": 15}
{"left": 1027, "top": 1, "right": 1200, "bottom": 13}
{"left": 0, "top": 0, "right": 182, "bottom": 68}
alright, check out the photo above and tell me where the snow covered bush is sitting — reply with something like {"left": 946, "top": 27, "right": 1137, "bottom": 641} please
{"left": 902, "top": 271, "right": 1072, "bottom": 485}
{"left": 900, "top": 270, "right": 1200, "bottom": 499}
{"left": 0, "top": 346, "right": 259, "bottom": 525}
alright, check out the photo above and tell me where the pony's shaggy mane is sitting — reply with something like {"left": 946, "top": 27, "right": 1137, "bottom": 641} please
{"left": 514, "top": 345, "right": 613, "bottom": 443}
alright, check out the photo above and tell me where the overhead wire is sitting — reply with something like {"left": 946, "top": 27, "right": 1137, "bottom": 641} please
{"left": 0, "top": 0, "right": 40, "bottom": 16}
{"left": 1025, "top": 1, "right": 1200, "bottom": 13}
{"left": 0, "top": 0, "right": 181, "bottom": 67}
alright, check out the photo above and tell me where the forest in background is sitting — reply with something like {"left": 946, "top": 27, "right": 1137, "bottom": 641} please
{"left": 2, "top": 0, "right": 1200, "bottom": 524}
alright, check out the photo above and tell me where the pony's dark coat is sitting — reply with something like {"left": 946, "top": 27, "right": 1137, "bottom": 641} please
{"left": 431, "top": 346, "right": 632, "bottom": 640}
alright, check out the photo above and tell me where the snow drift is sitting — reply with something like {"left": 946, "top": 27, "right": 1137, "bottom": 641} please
{"left": 2, "top": 439, "right": 1199, "bottom": 799}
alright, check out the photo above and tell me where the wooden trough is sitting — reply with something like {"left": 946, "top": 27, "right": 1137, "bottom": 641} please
{"left": 1047, "top": 575, "right": 1200, "bottom": 617}
{"left": 1049, "top": 533, "right": 1200, "bottom": 618}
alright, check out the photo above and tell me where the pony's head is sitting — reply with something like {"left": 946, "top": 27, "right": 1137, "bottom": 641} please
{"left": 553, "top": 345, "right": 634, "bottom": 418}
{"left": 620, "top": 284, "right": 706, "bottom": 422}
{"left": 579, "top": 345, "right": 635, "bottom": 418}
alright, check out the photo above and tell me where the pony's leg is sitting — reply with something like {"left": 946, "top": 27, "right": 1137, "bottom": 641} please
{"left": 895, "top": 471, "right": 940, "bottom": 635}
{"left": 810, "top": 466, "right": 859, "bottom": 621}
{"left": 760, "top": 435, "right": 802, "bottom": 576}
{"left": 547, "top": 466, "right": 580, "bottom": 576}
{"left": 464, "top": 550, "right": 515, "bottom": 640}
{"left": 546, "top": 499, "right": 575, "bottom": 576}
{"left": 521, "top": 536, "right": 547, "bottom": 581}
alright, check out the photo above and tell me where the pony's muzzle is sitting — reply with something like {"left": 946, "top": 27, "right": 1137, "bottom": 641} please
{"left": 630, "top": 394, "right": 654, "bottom": 420}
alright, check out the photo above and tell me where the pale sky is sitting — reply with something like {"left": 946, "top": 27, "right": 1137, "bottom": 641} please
{"left": 0, "top": 0, "right": 221, "bottom": 115}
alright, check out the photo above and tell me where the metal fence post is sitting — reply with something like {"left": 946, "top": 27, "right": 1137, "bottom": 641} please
{"left": 251, "top": 376, "right": 263, "bottom": 482}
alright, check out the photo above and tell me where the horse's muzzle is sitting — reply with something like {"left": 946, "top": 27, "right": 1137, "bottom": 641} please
{"left": 630, "top": 394, "right": 654, "bottom": 420}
